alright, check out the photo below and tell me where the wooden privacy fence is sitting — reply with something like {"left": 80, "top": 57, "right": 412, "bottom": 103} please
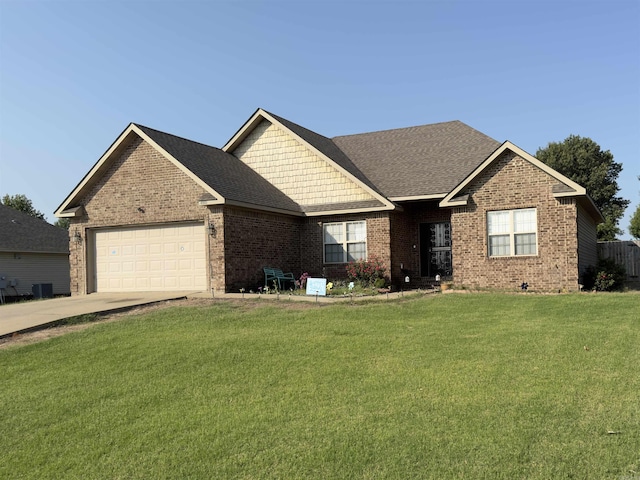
{"left": 598, "top": 241, "right": 640, "bottom": 281}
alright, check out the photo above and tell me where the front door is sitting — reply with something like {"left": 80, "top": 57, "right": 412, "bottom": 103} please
{"left": 419, "top": 222, "right": 452, "bottom": 278}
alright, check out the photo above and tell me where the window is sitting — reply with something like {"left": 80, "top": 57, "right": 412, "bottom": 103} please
{"left": 487, "top": 208, "right": 537, "bottom": 257}
{"left": 323, "top": 221, "right": 366, "bottom": 263}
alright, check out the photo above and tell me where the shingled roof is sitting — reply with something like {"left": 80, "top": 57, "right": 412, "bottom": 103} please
{"left": 136, "top": 125, "right": 302, "bottom": 213}
{"left": 265, "top": 111, "right": 386, "bottom": 197}
{"left": 147, "top": 113, "right": 504, "bottom": 208}
{"left": 0, "top": 204, "right": 69, "bottom": 253}
{"left": 332, "top": 121, "right": 501, "bottom": 199}
{"left": 55, "top": 111, "right": 522, "bottom": 219}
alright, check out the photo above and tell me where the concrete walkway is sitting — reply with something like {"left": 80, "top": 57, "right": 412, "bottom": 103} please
{"left": 0, "top": 292, "right": 199, "bottom": 337}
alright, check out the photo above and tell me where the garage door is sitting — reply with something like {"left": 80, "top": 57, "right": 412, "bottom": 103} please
{"left": 94, "top": 223, "right": 207, "bottom": 292}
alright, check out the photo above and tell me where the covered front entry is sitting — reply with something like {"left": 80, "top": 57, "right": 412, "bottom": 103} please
{"left": 419, "top": 222, "right": 452, "bottom": 278}
{"left": 93, "top": 223, "right": 207, "bottom": 292}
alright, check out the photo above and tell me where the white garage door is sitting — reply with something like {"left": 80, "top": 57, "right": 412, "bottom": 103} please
{"left": 94, "top": 223, "right": 207, "bottom": 292}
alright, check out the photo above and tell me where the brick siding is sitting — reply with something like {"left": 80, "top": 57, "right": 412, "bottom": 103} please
{"left": 451, "top": 151, "right": 580, "bottom": 292}
{"left": 66, "top": 135, "right": 585, "bottom": 295}
{"left": 299, "top": 213, "right": 392, "bottom": 283}
{"left": 222, "top": 206, "right": 301, "bottom": 292}
{"left": 389, "top": 203, "right": 452, "bottom": 288}
{"left": 68, "top": 136, "right": 217, "bottom": 294}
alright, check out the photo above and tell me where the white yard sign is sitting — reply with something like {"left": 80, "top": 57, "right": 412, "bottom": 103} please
{"left": 305, "top": 278, "right": 327, "bottom": 296}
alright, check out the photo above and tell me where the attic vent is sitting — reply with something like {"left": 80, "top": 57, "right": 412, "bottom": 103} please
{"left": 453, "top": 207, "right": 468, "bottom": 214}
{"left": 558, "top": 198, "right": 574, "bottom": 206}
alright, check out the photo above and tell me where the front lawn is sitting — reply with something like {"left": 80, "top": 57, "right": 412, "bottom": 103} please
{"left": 1, "top": 293, "right": 638, "bottom": 479}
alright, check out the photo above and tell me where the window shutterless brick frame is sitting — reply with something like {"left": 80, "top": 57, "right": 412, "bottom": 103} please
{"left": 299, "top": 212, "right": 392, "bottom": 283}
{"left": 450, "top": 151, "right": 581, "bottom": 292}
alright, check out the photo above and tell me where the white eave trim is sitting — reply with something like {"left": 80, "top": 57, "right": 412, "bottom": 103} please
{"left": 304, "top": 204, "right": 396, "bottom": 217}
{"left": 55, "top": 123, "right": 227, "bottom": 217}
{"left": 56, "top": 206, "right": 85, "bottom": 218}
{"left": 553, "top": 191, "right": 579, "bottom": 198}
{"left": 223, "top": 200, "right": 305, "bottom": 217}
{"left": 444, "top": 199, "right": 469, "bottom": 207}
{"left": 222, "top": 108, "right": 396, "bottom": 212}
{"left": 389, "top": 193, "right": 447, "bottom": 202}
{"left": 198, "top": 199, "right": 224, "bottom": 206}
{"left": 440, "top": 141, "right": 587, "bottom": 207}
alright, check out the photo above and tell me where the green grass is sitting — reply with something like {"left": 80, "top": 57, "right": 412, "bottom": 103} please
{"left": 1, "top": 294, "right": 638, "bottom": 479}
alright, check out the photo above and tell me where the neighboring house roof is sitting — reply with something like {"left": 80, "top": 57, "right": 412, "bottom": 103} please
{"left": 332, "top": 120, "right": 502, "bottom": 200}
{"left": 0, "top": 204, "right": 69, "bottom": 253}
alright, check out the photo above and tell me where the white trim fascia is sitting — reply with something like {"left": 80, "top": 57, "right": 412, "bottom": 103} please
{"left": 304, "top": 204, "right": 396, "bottom": 217}
{"left": 552, "top": 191, "right": 579, "bottom": 198}
{"left": 444, "top": 199, "right": 469, "bottom": 207}
{"left": 223, "top": 199, "right": 305, "bottom": 217}
{"left": 262, "top": 111, "right": 396, "bottom": 211}
{"left": 223, "top": 109, "right": 396, "bottom": 212}
{"left": 389, "top": 194, "right": 447, "bottom": 202}
{"left": 55, "top": 124, "right": 138, "bottom": 216}
{"left": 55, "top": 124, "right": 227, "bottom": 217}
{"left": 222, "top": 109, "right": 264, "bottom": 152}
{"left": 202, "top": 199, "right": 396, "bottom": 217}
{"left": 198, "top": 199, "right": 225, "bottom": 206}
{"left": 440, "top": 141, "right": 587, "bottom": 207}
{"left": 56, "top": 206, "right": 85, "bottom": 218}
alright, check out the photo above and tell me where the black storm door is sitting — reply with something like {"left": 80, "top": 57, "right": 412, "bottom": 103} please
{"left": 420, "top": 222, "right": 452, "bottom": 277}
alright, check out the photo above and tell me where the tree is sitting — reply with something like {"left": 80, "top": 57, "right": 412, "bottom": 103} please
{"left": 54, "top": 218, "right": 71, "bottom": 230}
{"left": 536, "top": 135, "right": 629, "bottom": 241}
{"left": 630, "top": 176, "right": 640, "bottom": 239}
{"left": 1, "top": 193, "right": 46, "bottom": 220}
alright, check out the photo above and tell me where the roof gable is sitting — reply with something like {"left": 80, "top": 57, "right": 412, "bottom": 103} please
{"left": 57, "top": 110, "right": 600, "bottom": 221}
{"left": 0, "top": 204, "right": 68, "bottom": 253}
{"left": 55, "top": 124, "right": 301, "bottom": 217}
{"left": 224, "top": 109, "right": 394, "bottom": 214}
{"left": 439, "top": 141, "right": 603, "bottom": 221}
{"left": 135, "top": 125, "right": 301, "bottom": 213}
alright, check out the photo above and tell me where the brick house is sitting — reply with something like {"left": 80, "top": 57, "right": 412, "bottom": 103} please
{"left": 55, "top": 108, "right": 602, "bottom": 295}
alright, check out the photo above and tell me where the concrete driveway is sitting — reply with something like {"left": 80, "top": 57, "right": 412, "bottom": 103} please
{"left": 0, "top": 292, "right": 202, "bottom": 337}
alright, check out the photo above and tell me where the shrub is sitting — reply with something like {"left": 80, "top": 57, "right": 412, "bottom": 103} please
{"left": 582, "top": 258, "right": 625, "bottom": 292}
{"left": 374, "top": 278, "right": 386, "bottom": 289}
{"left": 346, "top": 256, "right": 387, "bottom": 288}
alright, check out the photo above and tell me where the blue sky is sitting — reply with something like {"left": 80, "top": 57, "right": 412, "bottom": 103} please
{"left": 1, "top": 0, "right": 638, "bottom": 236}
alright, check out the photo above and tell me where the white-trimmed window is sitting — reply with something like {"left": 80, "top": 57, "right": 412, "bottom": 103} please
{"left": 487, "top": 208, "right": 537, "bottom": 257}
{"left": 324, "top": 221, "right": 367, "bottom": 263}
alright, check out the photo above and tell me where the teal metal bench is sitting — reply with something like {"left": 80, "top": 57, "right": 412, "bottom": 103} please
{"left": 263, "top": 267, "right": 296, "bottom": 290}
